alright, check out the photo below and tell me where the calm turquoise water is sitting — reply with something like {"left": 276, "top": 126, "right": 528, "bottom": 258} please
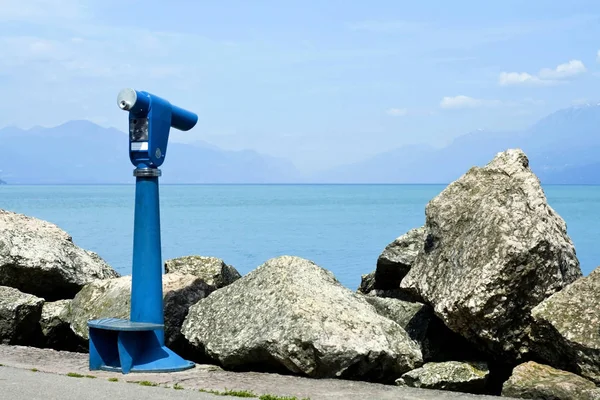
{"left": 0, "top": 185, "right": 598, "bottom": 290}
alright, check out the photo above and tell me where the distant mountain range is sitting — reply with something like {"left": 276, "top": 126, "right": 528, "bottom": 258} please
{"left": 0, "top": 121, "right": 300, "bottom": 184}
{"left": 1, "top": 104, "right": 599, "bottom": 184}
{"left": 316, "top": 103, "right": 600, "bottom": 184}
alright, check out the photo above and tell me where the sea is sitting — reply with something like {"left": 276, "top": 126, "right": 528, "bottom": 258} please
{"left": 1, "top": 184, "right": 598, "bottom": 290}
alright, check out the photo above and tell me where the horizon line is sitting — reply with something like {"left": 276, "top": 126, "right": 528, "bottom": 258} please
{"left": 1, "top": 183, "right": 598, "bottom": 186}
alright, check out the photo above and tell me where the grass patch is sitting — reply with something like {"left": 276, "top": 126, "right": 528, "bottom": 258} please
{"left": 108, "top": 377, "right": 118, "bottom": 382}
{"left": 199, "top": 388, "right": 257, "bottom": 397}
{"left": 138, "top": 380, "right": 158, "bottom": 387}
{"left": 67, "top": 372, "right": 85, "bottom": 378}
{"left": 196, "top": 389, "right": 307, "bottom": 399}
{"left": 173, "top": 383, "right": 184, "bottom": 390}
{"left": 31, "top": 368, "right": 38, "bottom": 372}
{"left": 85, "top": 375, "right": 96, "bottom": 379}
{"left": 199, "top": 389, "right": 224, "bottom": 395}
{"left": 222, "top": 390, "right": 257, "bottom": 397}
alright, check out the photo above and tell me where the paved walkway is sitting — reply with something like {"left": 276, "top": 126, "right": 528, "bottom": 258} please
{"left": 0, "top": 367, "right": 229, "bottom": 400}
{"left": 0, "top": 345, "right": 511, "bottom": 400}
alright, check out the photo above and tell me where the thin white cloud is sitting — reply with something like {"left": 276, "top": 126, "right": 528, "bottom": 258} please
{"left": 597, "top": 50, "right": 600, "bottom": 63}
{"left": 386, "top": 108, "right": 409, "bottom": 116}
{"left": 572, "top": 98, "right": 591, "bottom": 106}
{"left": 538, "top": 60, "right": 586, "bottom": 79}
{"left": 498, "top": 72, "right": 548, "bottom": 86}
{"left": 386, "top": 108, "right": 436, "bottom": 117}
{"left": 0, "top": 0, "right": 88, "bottom": 22}
{"left": 0, "top": 28, "right": 206, "bottom": 81}
{"left": 440, "top": 96, "right": 543, "bottom": 110}
{"left": 0, "top": 1, "right": 224, "bottom": 82}
{"left": 499, "top": 59, "right": 586, "bottom": 86}
{"left": 347, "top": 15, "right": 598, "bottom": 51}
{"left": 440, "top": 95, "right": 501, "bottom": 109}
{"left": 348, "top": 20, "right": 427, "bottom": 34}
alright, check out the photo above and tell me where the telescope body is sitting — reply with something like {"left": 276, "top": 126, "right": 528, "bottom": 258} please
{"left": 88, "top": 89, "right": 197, "bottom": 374}
{"left": 117, "top": 88, "right": 198, "bottom": 168}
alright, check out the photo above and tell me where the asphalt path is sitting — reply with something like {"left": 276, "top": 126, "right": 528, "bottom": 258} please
{"left": 0, "top": 367, "right": 234, "bottom": 400}
{"left": 0, "top": 345, "right": 512, "bottom": 400}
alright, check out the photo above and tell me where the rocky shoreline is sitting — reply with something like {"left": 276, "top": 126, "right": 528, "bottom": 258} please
{"left": 1, "top": 149, "right": 599, "bottom": 400}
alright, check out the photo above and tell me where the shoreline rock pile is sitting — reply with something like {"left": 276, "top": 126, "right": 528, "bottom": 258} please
{"left": 182, "top": 255, "right": 422, "bottom": 382}
{"left": 1, "top": 148, "right": 599, "bottom": 399}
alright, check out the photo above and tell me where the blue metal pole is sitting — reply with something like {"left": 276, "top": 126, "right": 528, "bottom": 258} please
{"left": 130, "top": 172, "right": 165, "bottom": 344}
{"left": 87, "top": 89, "right": 197, "bottom": 373}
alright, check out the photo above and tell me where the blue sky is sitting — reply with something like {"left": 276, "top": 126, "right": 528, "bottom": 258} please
{"left": 1, "top": 0, "right": 599, "bottom": 172}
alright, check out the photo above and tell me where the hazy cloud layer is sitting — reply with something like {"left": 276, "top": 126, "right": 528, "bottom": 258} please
{"left": 499, "top": 59, "right": 587, "bottom": 86}
{"left": 0, "top": 1, "right": 598, "bottom": 172}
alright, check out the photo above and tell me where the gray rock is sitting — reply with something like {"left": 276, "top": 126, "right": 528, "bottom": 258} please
{"left": 357, "top": 271, "right": 375, "bottom": 293}
{"left": 584, "top": 390, "right": 600, "bottom": 400}
{"left": 361, "top": 288, "right": 422, "bottom": 302}
{"left": 70, "top": 273, "right": 213, "bottom": 348}
{"left": 357, "top": 227, "right": 425, "bottom": 295}
{"left": 400, "top": 149, "right": 581, "bottom": 361}
{"left": 376, "top": 227, "right": 426, "bottom": 290}
{"left": 362, "top": 296, "right": 431, "bottom": 343}
{"left": 164, "top": 255, "right": 241, "bottom": 289}
{"left": 0, "top": 286, "right": 43, "bottom": 345}
{"left": 0, "top": 209, "right": 119, "bottom": 300}
{"left": 39, "top": 299, "right": 85, "bottom": 352}
{"left": 363, "top": 295, "right": 484, "bottom": 363}
{"left": 530, "top": 266, "right": 600, "bottom": 384}
{"left": 396, "top": 361, "right": 489, "bottom": 394}
{"left": 182, "top": 256, "right": 423, "bottom": 382}
{"left": 502, "top": 361, "right": 599, "bottom": 400}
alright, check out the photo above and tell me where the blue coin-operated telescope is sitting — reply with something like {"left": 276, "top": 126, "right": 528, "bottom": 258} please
{"left": 87, "top": 89, "right": 198, "bottom": 373}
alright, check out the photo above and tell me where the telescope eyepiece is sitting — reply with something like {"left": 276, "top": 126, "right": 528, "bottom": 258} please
{"left": 117, "top": 88, "right": 138, "bottom": 111}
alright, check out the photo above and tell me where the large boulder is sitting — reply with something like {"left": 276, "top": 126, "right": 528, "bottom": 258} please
{"left": 182, "top": 256, "right": 423, "bottom": 382}
{"left": 530, "top": 266, "right": 600, "bottom": 383}
{"left": 396, "top": 361, "right": 489, "bottom": 394}
{"left": 400, "top": 149, "right": 581, "bottom": 361}
{"left": 164, "top": 256, "right": 241, "bottom": 289}
{"left": 70, "top": 273, "right": 213, "bottom": 347}
{"left": 0, "top": 286, "right": 44, "bottom": 345}
{"left": 502, "top": 361, "right": 600, "bottom": 400}
{"left": 39, "top": 299, "right": 85, "bottom": 352}
{"left": 0, "top": 209, "right": 119, "bottom": 300}
{"left": 357, "top": 227, "right": 425, "bottom": 295}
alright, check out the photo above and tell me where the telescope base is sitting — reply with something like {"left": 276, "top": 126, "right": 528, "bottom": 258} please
{"left": 88, "top": 318, "right": 195, "bottom": 374}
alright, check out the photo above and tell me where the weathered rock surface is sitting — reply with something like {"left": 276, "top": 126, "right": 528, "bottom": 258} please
{"left": 375, "top": 227, "right": 426, "bottom": 290}
{"left": 531, "top": 266, "right": 600, "bottom": 384}
{"left": 165, "top": 256, "right": 241, "bottom": 289}
{"left": 363, "top": 295, "right": 484, "bottom": 363}
{"left": 363, "top": 296, "right": 430, "bottom": 342}
{"left": 0, "top": 286, "right": 43, "bottom": 345}
{"left": 396, "top": 361, "right": 489, "bottom": 394}
{"left": 0, "top": 209, "right": 119, "bottom": 300}
{"left": 182, "top": 256, "right": 423, "bottom": 382}
{"left": 39, "top": 299, "right": 85, "bottom": 352}
{"left": 70, "top": 273, "right": 213, "bottom": 347}
{"left": 502, "top": 361, "right": 600, "bottom": 400}
{"left": 400, "top": 149, "right": 581, "bottom": 361}
{"left": 358, "top": 271, "right": 375, "bottom": 293}
{"left": 357, "top": 227, "right": 425, "bottom": 295}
